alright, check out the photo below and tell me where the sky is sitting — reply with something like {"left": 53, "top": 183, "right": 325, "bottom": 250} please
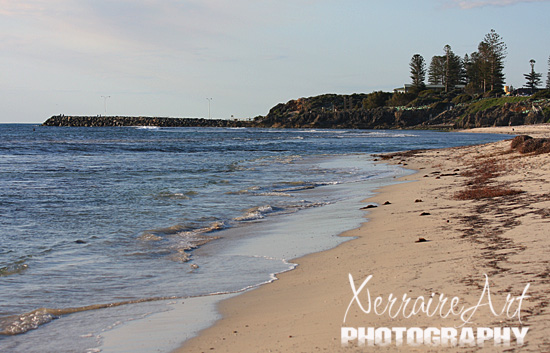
{"left": 1, "top": 0, "right": 549, "bottom": 123}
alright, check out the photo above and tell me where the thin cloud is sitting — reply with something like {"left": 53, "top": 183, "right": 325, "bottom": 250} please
{"left": 450, "top": 0, "right": 550, "bottom": 9}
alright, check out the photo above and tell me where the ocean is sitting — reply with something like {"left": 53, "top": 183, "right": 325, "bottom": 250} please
{"left": 0, "top": 124, "right": 508, "bottom": 352}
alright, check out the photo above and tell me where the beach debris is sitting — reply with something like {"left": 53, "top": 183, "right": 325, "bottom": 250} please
{"left": 415, "top": 237, "right": 429, "bottom": 243}
{"left": 511, "top": 135, "right": 550, "bottom": 154}
{"left": 190, "top": 264, "right": 199, "bottom": 270}
{"left": 420, "top": 212, "right": 431, "bottom": 216}
{"left": 415, "top": 199, "right": 423, "bottom": 203}
{"left": 360, "top": 204, "right": 378, "bottom": 209}
{"left": 383, "top": 201, "right": 391, "bottom": 205}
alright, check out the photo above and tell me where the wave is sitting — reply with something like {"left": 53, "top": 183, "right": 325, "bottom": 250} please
{"left": 0, "top": 296, "right": 177, "bottom": 336}
{"left": 137, "top": 221, "right": 226, "bottom": 262}
{"left": 155, "top": 191, "right": 193, "bottom": 200}
{"left": 234, "top": 205, "right": 277, "bottom": 222}
{"left": 336, "top": 131, "right": 419, "bottom": 138}
{"left": 257, "top": 192, "right": 292, "bottom": 197}
{"left": 134, "top": 126, "right": 160, "bottom": 130}
{"left": 274, "top": 184, "right": 315, "bottom": 192}
{"left": 0, "top": 253, "right": 297, "bottom": 336}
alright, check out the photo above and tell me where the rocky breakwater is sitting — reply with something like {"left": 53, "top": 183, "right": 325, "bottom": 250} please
{"left": 43, "top": 115, "right": 251, "bottom": 128}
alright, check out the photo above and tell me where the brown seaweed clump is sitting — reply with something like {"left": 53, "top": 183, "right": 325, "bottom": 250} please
{"left": 511, "top": 135, "right": 550, "bottom": 154}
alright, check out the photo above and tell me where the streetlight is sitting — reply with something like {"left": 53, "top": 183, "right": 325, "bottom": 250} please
{"left": 206, "top": 98, "right": 212, "bottom": 119}
{"left": 101, "top": 95, "right": 111, "bottom": 115}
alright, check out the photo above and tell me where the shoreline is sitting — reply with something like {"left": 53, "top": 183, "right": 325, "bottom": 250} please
{"left": 177, "top": 128, "right": 550, "bottom": 352}
{"left": 96, "top": 156, "right": 406, "bottom": 353}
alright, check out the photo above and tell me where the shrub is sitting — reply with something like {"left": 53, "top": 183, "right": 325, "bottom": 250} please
{"left": 406, "top": 96, "right": 441, "bottom": 108}
{"left": 387, "top": 93, "right": 416, "bottom": 107}
{"left": 531, "top": 90, "right": 550, "bottom": 100}
{"left": 430, "top": 101, "right": 449, "bottom": 112}
{"left": 363, "top": 91, "right": 392, "bottom": 109}
{"left": 452, "top": 94, "right": 473, "bottom": 104}
{"left": 483, "top": 89, "right": 504, "bottom": 98}
{"left": 418, "top": 89, "right": 437, "bottom": 98}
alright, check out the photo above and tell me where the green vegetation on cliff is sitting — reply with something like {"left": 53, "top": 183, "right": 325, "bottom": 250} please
{"left": 252, "top": 89, "right": 550, "bottom": 130}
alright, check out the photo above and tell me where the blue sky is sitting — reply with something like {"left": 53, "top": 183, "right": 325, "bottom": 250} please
{"left": 1, "top": 0, "right": 549, "bottom": 123}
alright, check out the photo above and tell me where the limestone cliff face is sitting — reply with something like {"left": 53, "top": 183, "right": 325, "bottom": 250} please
{"left": 252, "top": 97, "right": 550, "bottom": 130}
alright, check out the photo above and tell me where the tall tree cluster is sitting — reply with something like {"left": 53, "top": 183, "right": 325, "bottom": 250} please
{"left": 410, "top": 29, "right": 508, "bottom": 94}
{"left": 426, "top": 45, "right": 463, "bottom": 91}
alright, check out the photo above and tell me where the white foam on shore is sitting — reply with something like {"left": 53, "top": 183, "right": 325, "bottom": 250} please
{"left": 97, "top": 157, "right": 411, "bottom": 353}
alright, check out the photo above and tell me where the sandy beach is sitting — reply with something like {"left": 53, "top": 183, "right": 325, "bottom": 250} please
{"left": 177, "top": 125, "right": 550, "bottom": 352}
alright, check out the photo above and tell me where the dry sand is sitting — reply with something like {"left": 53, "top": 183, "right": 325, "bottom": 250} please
{"left": 175, "top": 126, "right": 550, "bottom": 352}
{"left": 461, "top": 123, "right": 550, "bottom": 138}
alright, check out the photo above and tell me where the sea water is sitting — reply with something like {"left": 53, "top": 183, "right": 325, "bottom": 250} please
{"left": 0, "top": 124, "right": 508, "bottom": 352}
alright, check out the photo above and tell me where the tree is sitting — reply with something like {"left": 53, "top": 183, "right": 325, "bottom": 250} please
{"left": 428, "top": 56, "right": 446, "bottom": 85}
{"left": 547, "top": 55, "right": 550, "bottom": 89}
{"left": 428, "top": 46, "right": 463, "bottom": 91}
{"left": 478, "top": 29, "right": 507, "bottom": 92}
{"left": 409, "top": 54, "right": 426, "bottom": 91}
{"left": 524, "top": 59, "right": 542, "bottom": 90}
{"left": 443, "top": 45, "right": 463, "bottom": 92}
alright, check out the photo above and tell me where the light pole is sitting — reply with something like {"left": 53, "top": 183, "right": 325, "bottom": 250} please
{"left": 101, "top": 95, "right": 111, "bottom": 115}
{"left": 206, "top": 98, "right": 212, "bottom": 119}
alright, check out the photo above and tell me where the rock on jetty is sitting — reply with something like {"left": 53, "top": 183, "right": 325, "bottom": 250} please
{"left": 42, "top": 115, "right": 251, "bottom": 128}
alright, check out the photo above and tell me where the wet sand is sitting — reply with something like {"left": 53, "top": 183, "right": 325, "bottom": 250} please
{"left": 176, "top": 126, "right": 550, "bottom": 352}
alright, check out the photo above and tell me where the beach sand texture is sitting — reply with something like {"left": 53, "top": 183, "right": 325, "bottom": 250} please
{"left": 177, "top": 126, "right": 550, "bottom": 352}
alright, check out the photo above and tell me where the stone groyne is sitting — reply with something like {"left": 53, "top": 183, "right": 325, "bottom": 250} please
{"left": 42, "top": 115, "right": 251, "bottom": 128}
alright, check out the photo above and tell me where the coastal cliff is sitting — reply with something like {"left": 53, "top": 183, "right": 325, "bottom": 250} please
{"left": 251, "top": 94, "right": 550, "bottom": 130}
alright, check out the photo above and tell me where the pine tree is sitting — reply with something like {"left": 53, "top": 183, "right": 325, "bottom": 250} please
{"left": 524, "top": 59, "right": 542, "bottom": 90}
{"left": 409, "top": 54, "right": 426, "bottom": 91}
{"left": 443, "top": 45, "right": 463, "bottom": 92}
{"left": 478, "top": 29, "right": 507, "bottom": 92}
{"left": 428, "top": 56, "right": 445, "bottom": 85}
